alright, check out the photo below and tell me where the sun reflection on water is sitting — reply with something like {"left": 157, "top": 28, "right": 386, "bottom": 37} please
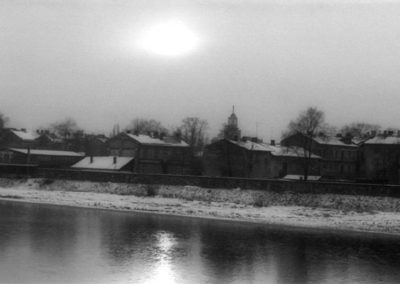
{"left": 143, "top": 231, "right": 177, "bottom": 284}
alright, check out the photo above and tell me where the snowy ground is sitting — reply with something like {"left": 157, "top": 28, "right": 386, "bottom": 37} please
{"left": 0, "top": 178, "right": 400, "bottom": 236}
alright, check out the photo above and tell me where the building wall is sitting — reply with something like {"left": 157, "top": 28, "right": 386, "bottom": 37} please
{"left": 363, "top": 144, "right": 400, "bottom": 184}
{"left": 0, "top": 131, "right": 36, "bottom": 149}
{"left": 108, "top": 133, "right": 191, "bottom": 174}
{"left": 0, "top": 150, "right": 83, "bottom": 167}
{"left": 203, "top": 140, "right": 320, "bottom": 179}
{"left": 281, "top": 133, "right": 360, "bottom": 180}
{"left": 203, "top": 140, "right": 249, "bottom": 177}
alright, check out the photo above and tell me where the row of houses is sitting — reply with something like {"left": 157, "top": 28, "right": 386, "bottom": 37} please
{"left": 203, "top": 130, "right": 400, "bottom": 184}
{"left": 0, "top": 128, "right": 191, "bottom": 174}
{"left": 202, "top": 109, "right": 400, "bottom": 184}
{"left": 1, "top": 109, "right": 400, "bottom": 184}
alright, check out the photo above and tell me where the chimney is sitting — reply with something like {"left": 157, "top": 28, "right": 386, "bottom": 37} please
{"left": 90, "top": 156, "right": 93, "bottom": 163}
{"left": 113, "top": 156, "right": 117, "bottom": 164}
{"left": 270, "top": 139, "right": 275, "bottom": 146}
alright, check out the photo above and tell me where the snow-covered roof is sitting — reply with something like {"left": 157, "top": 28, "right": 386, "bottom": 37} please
{"left": 364, "top": 136, "right": 400, "bottom": 145}
{"left": 351, "top": 137, "right": 369, "bottom": 145}
{"left": 270, "top": 146, "right": 321, "bottom": 159}
{"left": 228, "top": 140, "right": 321, "bottom": 159}
{"left": 125, "top": 133, "right": 188, "bottom": 147}
{"left": 313, "top": 136, "right": 357, "bottom": 147}
{"left": 10, "top": 129, "right": 38, "bottom": 141}
{"left": 38, "top": 133, "right": 64, "bottom": 143}
{"left": 229, "top": 140, "right": 272, "bottom": 152}
{"left": 71, "top": 156, "right": 133, "bottom": 170}
{"left": 283, "top": 174, "right": 321, "bottom": 181}
{"left": 9, "top": 148, "right": 84, "bottom": 157}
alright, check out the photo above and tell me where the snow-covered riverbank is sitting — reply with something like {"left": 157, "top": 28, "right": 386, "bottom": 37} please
{"left": 1, "top": 178, "right": 400, "bottom": 236}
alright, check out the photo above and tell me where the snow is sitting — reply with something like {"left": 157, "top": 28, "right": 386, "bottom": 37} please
{"left": 9, "top": 148, "right": 84, "bottom": 157}
{"left": 72, "top": 156, "right": 133, "bottom": 170}
{"left": 270, "top": 146, "right": 320, "bottom": 158}
{"left": 313, "top": 136, "right": 357, "bottom": 147}
{"left": 0, "top": 178, "right": 400, "bottom": 236}
{"left": 11, "top": 129, "right": 38, "bottom": 141}
{"left": 125, "top": 133, "right": 188, "bottom": 147}
{"left": 228, "top": 140, "right": 320, "bottom": 158}
{"left": 364, "top": 136, "right": 400, "bottom": 145}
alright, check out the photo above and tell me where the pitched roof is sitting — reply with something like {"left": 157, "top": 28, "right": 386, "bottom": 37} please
{"left": 10, "top": 129, "right": 38, "bottom": 141}
{"left": 364, "top": 136, "right": 400, "bottom": 145}
{"left": 124, "top": 133, "right": 188, "bottom": 147}
{"left": 270, "top": 145, "right": 321, "bottom": 159}
{"left": 227, "top": 140, "right": 321, "bottom": 159}
{"left": 9, "top": 148, "right": 84, "bottom": 157}
{"left": 71, "top": 156, "right": 133, "bottom": 170}
{"left": 313, "top": 136, "right": 357, "bottom": 147}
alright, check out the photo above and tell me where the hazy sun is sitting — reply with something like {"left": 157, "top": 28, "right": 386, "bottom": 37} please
{"left": 138, "top": 20, "right": 199, "bottom": 57}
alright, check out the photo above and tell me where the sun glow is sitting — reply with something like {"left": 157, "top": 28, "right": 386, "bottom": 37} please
{"left": 138, "top": 20, "right": 199, "bottom": 57}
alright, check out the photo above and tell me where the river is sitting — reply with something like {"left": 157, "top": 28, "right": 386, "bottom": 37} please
{"left": 0, "top": 200, "right": 399, "bottom": 283}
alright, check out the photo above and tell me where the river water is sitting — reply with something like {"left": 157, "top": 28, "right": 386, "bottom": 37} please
{"left": 0, "top": 200, "right": 399, "bottom": 284}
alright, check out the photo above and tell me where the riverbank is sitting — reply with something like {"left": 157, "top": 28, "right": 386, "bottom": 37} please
{"left": 1, "top": 178, "right": 400, "bottom": 236}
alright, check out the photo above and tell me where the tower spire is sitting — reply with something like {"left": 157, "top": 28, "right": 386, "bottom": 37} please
{"left": 232, "top": 105, "right": 235, "bottom": 114}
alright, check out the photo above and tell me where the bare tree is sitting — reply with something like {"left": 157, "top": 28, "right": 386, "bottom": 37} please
{"left": 341, "top": 122, "right": 380, "bottom": 138}
{"left": 179, "top": 117, "right": 208, "bottom": 151}
{"left": 127, "top": 118, "right": 168, "bottom": 136}
{"left": 50, "top": 118, "right": 81, "bottom": 139}
{"left": 285, "top": 107, "right": 326, "bottom": 181}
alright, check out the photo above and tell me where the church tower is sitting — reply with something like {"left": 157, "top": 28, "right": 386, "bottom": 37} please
{"left": 228, "top": 105, "right": 238, "bottom": 128}
{"left": 225, "top": 105, "right": 241, "bottom": 141}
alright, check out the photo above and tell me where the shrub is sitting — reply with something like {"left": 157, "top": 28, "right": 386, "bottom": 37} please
{"left": 252, "top": 193, "right": 265, "bottom": 207}
{"left": 144, "top": 184, "right": 158, "bottom": 197}
{"left": 40, "top": 178, "right": 55, "bottom": 186}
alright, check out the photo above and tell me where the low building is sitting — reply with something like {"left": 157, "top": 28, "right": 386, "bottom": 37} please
{"left": 0, "top": 148, "right": 84, "bottom": 168}
{"left": 362, "top": 135, "right": 400, "bottom": 184}
{"left": 107, "top": 132, "right": 191, "bottom": 174}
{"left": 203, "top": 138, "right": 321, "bottom": 178}
{"left": 0, "top": 128, "right": 38, "bottom": 149}
{"left": 71, "top": 156, "right": 134, "bottom": 172}
{"left": 281, "top": 133, "right": 361, "bottom": 180}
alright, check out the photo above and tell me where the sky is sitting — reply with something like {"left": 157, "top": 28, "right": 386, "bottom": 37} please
{"left": 1, "top": 0, "right": 400, "bottom": 141}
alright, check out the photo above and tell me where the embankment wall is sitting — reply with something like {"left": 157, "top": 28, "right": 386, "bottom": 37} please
{"left": 1, "top": 165, "right": 400, "bottom": 198}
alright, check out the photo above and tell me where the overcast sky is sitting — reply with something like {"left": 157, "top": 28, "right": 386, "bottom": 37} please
{"left": 1, "top": 0, "right": 400, "bottom": 140}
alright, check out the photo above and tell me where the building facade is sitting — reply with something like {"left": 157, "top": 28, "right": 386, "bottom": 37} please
{"left": 281, "top": 133, "right": 361, "bottom": 180}
{"left": 362, "top": 136, "right": 400, "bottom": 184}
{"left": 0, "top": 128, "right": 38, "bottom": 149}
{"left": 107, "top": 132, "right": 191, "bottom": 174}
{"left": 203, "top": 138, "right": 321, "bottom": 178}
{"left": 0, "top": 148, "right": 84, "bottom": 168}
